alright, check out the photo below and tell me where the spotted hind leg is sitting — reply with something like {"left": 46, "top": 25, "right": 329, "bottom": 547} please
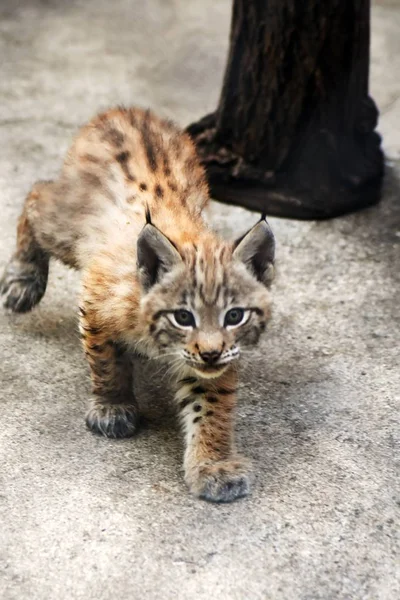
{"left": 79, "top": 296, "right": 139, "bottom": 439}
{"left": 1, "top": 187, "right": 49, "bottom": 313}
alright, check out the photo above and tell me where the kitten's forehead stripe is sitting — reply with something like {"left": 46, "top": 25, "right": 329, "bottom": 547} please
{"left": 180, "top": 290, "right": 188, "bottom": 306}
{"left": 180, "top": 242, "right": 231, "bottom": 308}
{"left": 101, "top": 125, "right": 125, "bottom": 148}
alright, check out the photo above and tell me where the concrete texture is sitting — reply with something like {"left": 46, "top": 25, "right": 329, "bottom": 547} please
{"left": 0, "top": 1, "right": 399, "bottom": 598}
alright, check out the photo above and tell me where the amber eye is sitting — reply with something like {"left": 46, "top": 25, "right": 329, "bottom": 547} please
{"left": 173, "top": 309, "right": 196, "bottom": 328}
{"left": 224, "top": 308, "right": 244, "bottom": 327}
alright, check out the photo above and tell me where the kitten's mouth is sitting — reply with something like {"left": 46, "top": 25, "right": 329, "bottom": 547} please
{"left": 188, "top": 363, "right": 228, "bottom": 379}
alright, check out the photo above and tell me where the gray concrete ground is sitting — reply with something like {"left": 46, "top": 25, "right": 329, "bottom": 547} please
{"left": 0, "top": 1, "right": 399, "bottom": 598}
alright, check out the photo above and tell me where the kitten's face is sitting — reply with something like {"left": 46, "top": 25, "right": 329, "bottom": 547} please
{"left": 145, "top": 263, "right": 271, "bottom": 378}
{"left": 138, "top": 221, "right": 275, "bottom": 379}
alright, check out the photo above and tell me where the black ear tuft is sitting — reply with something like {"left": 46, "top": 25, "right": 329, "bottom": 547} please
{"left": 145, "top": 204, "right": 152, "bottom": 225}
{"left": 233, "top": 219, "right": 275, "bottom": 286}
{"left": 137, "top": 224, "right": 182, "bottom": 291}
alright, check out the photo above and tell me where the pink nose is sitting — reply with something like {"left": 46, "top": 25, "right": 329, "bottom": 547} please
{"left": 199, "top": 350, "right": 221, "bottom": 365}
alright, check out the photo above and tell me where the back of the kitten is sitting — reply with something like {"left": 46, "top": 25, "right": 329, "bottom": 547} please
{"left": 0, "top": 107, "right": 208, "bottom": 312}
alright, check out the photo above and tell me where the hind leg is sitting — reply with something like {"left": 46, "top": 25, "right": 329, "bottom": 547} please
{"left": 80, "top": 308, "right": 139, "bottom": 438}
{"left": 1, "top": 185, "right": 50, "bottom": 313}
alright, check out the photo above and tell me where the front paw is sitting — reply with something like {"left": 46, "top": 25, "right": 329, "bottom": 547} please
{"left": 85, "top": 399, "right": 139, "bottom": 439}
{"left": 0, "top": 260, "right": 47, "bottom": 313}
{"left": 186, "top": 459, "right": 252, "bottom": 503}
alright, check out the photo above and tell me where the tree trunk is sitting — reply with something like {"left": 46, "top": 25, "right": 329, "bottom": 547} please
{"left": 187, "top": 0, "right": 384, "bottom": 220}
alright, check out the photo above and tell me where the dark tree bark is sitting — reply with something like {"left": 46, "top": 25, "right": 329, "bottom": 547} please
{"left": 187, "top": 0, "right": 384, "bottom": 220}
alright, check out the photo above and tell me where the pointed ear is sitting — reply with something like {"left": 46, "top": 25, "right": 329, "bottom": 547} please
{"left": 137, "top": 224, "right": 182, "bottom": 291}
{"left": 233, "top": 219, "right": 275, "bottom": 286}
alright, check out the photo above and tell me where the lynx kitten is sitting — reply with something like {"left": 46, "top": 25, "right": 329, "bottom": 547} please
{"left": 1, "top": 108, "right": 275, "bottom": 502}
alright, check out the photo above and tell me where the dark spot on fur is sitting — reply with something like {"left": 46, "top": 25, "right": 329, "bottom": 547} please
{"left": 193, "top": 404, "right": 202, "bottom": 412}
{"left": 193, "top": 416, "right": 202, "bottom": 424}
{"left": 116, "top": 151, "right": 129, "bottom": 163}
{"left": 164, "top": 166, "right": 171, "bottom": 176}
{"left": 116, "top": 151, "right": 135, "bottom": 181}
{"left": 207, "top": 396, "right": 218, "bottom": 403}
{"left": 154, "top": 184, "right": 164, "bottom": 198}
{"left": 103, "top": 127, "right": 124, "bottom": 148}
{"left": 193, "top": 386, "right": 205, "bottom": 395}
{"left": 168, "top": 181, "right": 178, "bottom": 192}
{"left": 217, "top": 388, "right": 235, "bottom": 396}
{"left": 206, "top": 410, "right": 214, "bottom": 417}
{"left": 139, "top": 182, "right": 148, "bottom": 191}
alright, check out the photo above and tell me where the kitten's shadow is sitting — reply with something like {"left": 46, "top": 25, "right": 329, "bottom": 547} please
{"left": 5, "top": 303, "right": 79, "bottom": 344}
{"left": 8, "top": 303, "right": 179, "bottom": 418}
